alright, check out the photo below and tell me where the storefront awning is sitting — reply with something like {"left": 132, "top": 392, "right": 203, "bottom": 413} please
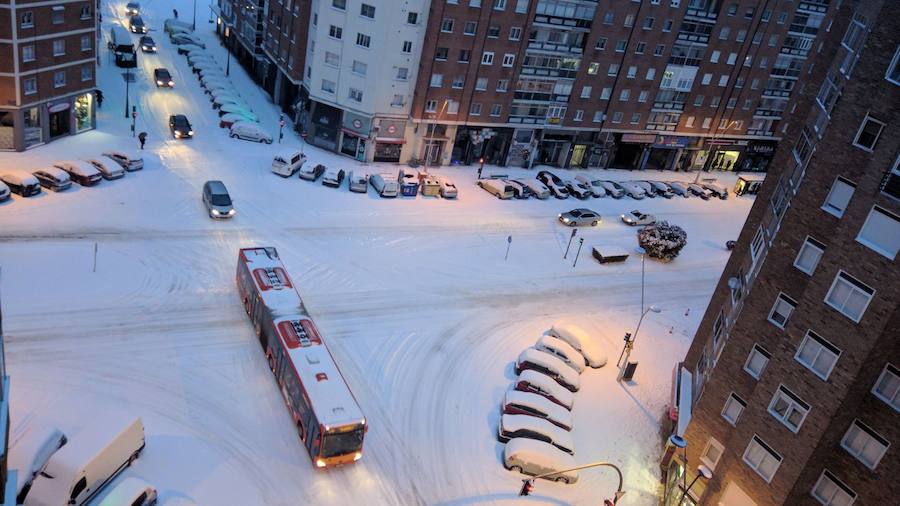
{"left": 375, "top": 137, "right": 405, "bottom": 144}
{"left": 341, "top": 128, "right": 366, "bottom": 137}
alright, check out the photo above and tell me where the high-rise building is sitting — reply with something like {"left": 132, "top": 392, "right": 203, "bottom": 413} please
{"left": 0, "top": 0, "right": 99, "bottom": 151}
{"left": 660, "top": 0, "right": 899, "bottom": 504}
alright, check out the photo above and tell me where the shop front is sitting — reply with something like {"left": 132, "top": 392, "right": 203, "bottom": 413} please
{"left": 1, "top": 91, "right": 95, "bottom": 151}
{"left": 48, "top": 101, "right": 71, "bottom": 139}
{"left": 74, "top": 93, "right": 94, "bottom": 133}
{"left": 452, "top": 127, "right": 513, "bottom": 166}
{"left": 422, "top": 124, "right": 450, "bottom": 165}
{"left": 339, "top": 112, "right": 371, "bottom": 161}
{"left": 536, "top": 130, "right": 578, "bottom": 167}
{"left": 647, "top": 135, "right": 690, "bottom": 170}
{"left": 373, "top": 119, "right": 405, "bottom": 163}
{"left": 507, "top": 129, "right": 536, "bottom": 168}
{"left": 700, "top": 139, "right": 747, "bottom": 172}
{"left": 612, "top": 133, "right": 656, "bottom": 170}
{"left": 739, "top": 141, "right": 777, "bottom": 172}
{"left": 307, "top": 101, "right": 341, "bottom": 151}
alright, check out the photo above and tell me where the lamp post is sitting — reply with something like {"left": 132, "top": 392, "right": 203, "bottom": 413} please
{"left": 617, "top": 305, "right": 661, "bottom": 375}
{"left": 123, "top": 67, "right": 131, "bottom": 119}
{"left": 676, "top": 465, "right": 713, "bottom": 505}
{"left": 518, "top": 460, "right": 625, "bottom": 504}
{"left": 695, "top": 120, "right": 739, "bottom": 184}
{"left": 192, "top": 0, "right": 197, "bottom": 31}
{"left": 636, "top": 246, "right": 646, "bottom": 314}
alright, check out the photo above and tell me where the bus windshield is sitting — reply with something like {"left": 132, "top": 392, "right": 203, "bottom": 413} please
{"left": 321, "top": 428, "right": 364, "bottom": 458}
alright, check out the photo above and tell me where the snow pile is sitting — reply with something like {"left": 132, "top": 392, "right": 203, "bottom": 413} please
{"left": 638, "top": 221, "right": 688, "bottom": 262}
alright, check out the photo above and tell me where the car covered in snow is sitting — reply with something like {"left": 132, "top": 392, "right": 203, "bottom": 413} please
{"left": 85, "top": 156, "right": 126, "bottom": 180}
{"left": 0, "top": 171, "right": 42, "bottom": 197}
{"left": 348, "top": 171, "right": 368, "bottom": 193}
{"left": 536, "top": 171, "right": 569, "bottom": 199}
{"left": 498, "top": 414, "right": 574, "bottom": 455}
{"left": 667, "top": 181, "right": 690, "bottom": 197}
{"left": 164, "top": 18, "right": 193, "bottom": 35}
{"left": 519, "top": 179, "right": 550, "bottom": 199}
{"left": 32, "top": 167, "right": 72, "bottom": 192}
{"left": 535, "top": 335, "right": 585, "bottom": 374}
{"left": 153, "top": 68, "right": 174, "bottom": 88}
{"left": 504, "top": 179, "right": 529, "bottom": 199}
{"left": 94, "top": 477, "right": 157, "bottom": 506}
{"left": 219, "top": 112, "right": 255, "bottom": 129}
{"left": 597, "top": 181, "right": 626, "bottom": 199}
{"left": 434, "top": 175, "right": 458, "bottom": 198}
{"left": 630, "top": 180, "right": 656, "bottom": 198}
{"left": 548, "top": 321, "right": 608, "bottom": 369}
{"left": 322, "top": 167, "right": 346, "bottom": 188}
{"left": 229, "top": 122, "right": 272, "bottom": 144}
{"left": 211, "top": 91, "right": 247, "bottom": 108}
{"left": 515, "top": 348, "right": 580, "bottom": 393}
{"left": 514, "top": 369, "right": 574, "bottom": 410}
{"left": 702, "top": 183, "right": 729, "bottom": 200}
{"left": 647, "top": 181, "right": 675, "bottom": 198}
{"left": 218, "top": 104, "right": 257, "bottom": 122}
{"left": 172, "top": 33, "right": 206, "bottom": 48}
{"left": 687, "top": 183, "right": 712, "bottom": 200}
{"left": 621, "top": 210, "right": 657, "bottom": 227}
{"left": 478, "top": 179, "right": 514, "bottom": 199}
{"left": 0, "top": 180, "right": 9, "bottom": 202}
{"left": 299, "top": 163, "right": 326, "bottom": 182}
{"left": 102, "top": 151, "right": 143, "bottom": 171}
{"left": 187, "top": 53, "right": 216, "bottom": 67}
{"left": 558, "top": 208, "right": 601, "bottom": 227}
{"left": 176, "top": 43, "right": 206, "bottom": 56}
{"left": 502, "top": 390, "right": 573, "bottom": 430}
{"left": 503, "top": 437, "right": 578, "bottom": 484}
{"left": 52, "top": 161, "right": 102, "bottom": 186}
{"left": 618, "top": 181, "right": 647, "bottom": 199}
{"left": 564, "top": 180, "right": 592, "bottom": 199}
{"left": 370, "top": 172, "right": 399, "bottom": 197}
{"left": 574, "top": 175, "right": 607, "bottom": 198}
{"left": 10, "top": 424, "right": 67, "bottom": 504}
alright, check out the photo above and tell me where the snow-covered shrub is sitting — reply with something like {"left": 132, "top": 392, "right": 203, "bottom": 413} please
{"left": 638, "top": 221, "right": 687, "bottom": 261}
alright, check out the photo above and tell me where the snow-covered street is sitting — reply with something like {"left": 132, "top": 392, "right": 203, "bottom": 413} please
{"left": 0, "top": 2, "right": 754, "bottom": 504}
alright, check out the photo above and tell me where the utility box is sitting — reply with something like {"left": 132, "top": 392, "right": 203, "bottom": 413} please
{"left": 622, "top": 361, "right": 638, "bottom": 381}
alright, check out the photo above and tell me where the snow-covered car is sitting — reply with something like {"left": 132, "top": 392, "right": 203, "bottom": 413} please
{"left": 10, "top": 424, "right": 67, "bottom": 504}
{"left": 52, "top": 161, "right": 102, "bottom": 186}
{"left": 213, "top": 94, "right": 250, "bottom": 110}
{"left": 0, "top": 171, "right": 42, "bottom": 197}
{"left": 667, "top": 181, "right": 690, "bottom": 197}
{"left": 598, "top": 181, "right": 626, "bottom": 198}
{"left": 536, "top": 171, "right": 569, "bottom": 199}
{"left": 271, "top": 150, "right": 306, "bottom": 177}
{"left": 322, "top": 167, "right": 346, "bottom": 187}
{"left": 535, "top": 335, "right": 585, "bottom": 374}
{"left": 187, "top": 53, "right": 216, "bottom": 66}
{"left": 520, "top": 179, "right": 550, "bottom": 199}
{"left": 204, "top": 83, "right": 235, "bottom": 98}
{"left": 498, "top": 414, "right": 574, "bottom": 455}
{"left": 514, "top": 369, "right": 574, "bottom": 410}
{"left": 575, "top": 175, "right": 607, "bottom": 198}
{"left": 32, "top": 168, "right": 72, "bottom": 191}
{"left": 348, "top": 171, "right": 368, "bottom": 193}
{"left": 163, "top": 18, "right": 192, "bottom": 35}
{"left": 218, "top": 104, "right": 258, "bottom": 122}
{"left": 219, "top": 113, "right": 255, "bottom": 129}
{"left": 434, "top": 175, "right": 458, "bottom": 198}
{"left": 172, "top": 34, "right": 206, "bottom": 48}
{"left": 515, "top": 348, "right": 580, "bottom": 393}
{"left": 502, "top": 389, "right": 573, "bottom": 430}
{"left": 229, "top": 122, "right": 272, "bottom": 144}
{"left": 548, "top": 321, "right": 608, "bottom": 368}
{"left": 370, "top": 172, "right": 399, "bottom": 197}
{"left": 619, "top": 181, "right": 647, "bottom": 199}
{"left": 564, "top": 180, "right": 591, "bottom": 199}
{"left": 647, "top": 181, "right": 674, "bottom": 198}
{"left": 176, "top": 43, "right": 205, "bottom": 55}
{"left": 0, "top": 180, "right": 9, "bottom": 202}
{"left": 702, "top": 183, "right": 729, "bottom": 199}
{"left": 503, "top": 438, "right": 578, "bottom": 484}
{"left": 94, "top": 477, "right": 157, "bottom": 506}
{"left": 102, "top": 150, "right": 144, "bottom": 171}
{"left": 631, "top": 180, "right": 656, "bottom": 198}
{"left": 478, "top": 179, "right": 514, "bottom": 199}
{"left": 504, "top": 179, "right": 529, "bottom": 199}
{"left": 687, "top": 183, "right": 712, "bottom": 199}
{"left": 558, "top": 208, "right": 601, "bottom": 227}
{"left": 85, "top": 156, "right": 126, "bottom": 180}
{"left": 621, "top": 210, "right": 657, "bottom": 226}
{"left": 298, "top": 163, "right": 326, "bottom": 182}
{"left": 199, "top": 68, "right": 227, "bottom": 81}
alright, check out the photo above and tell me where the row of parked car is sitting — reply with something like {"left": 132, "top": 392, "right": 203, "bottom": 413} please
{"left": 0, "top": 151, "right": 144, "bottom": 204}
{"left": 479, "top": 170, "right": 729, "bottom": 201}
{"left": 501, "top": 322, "right": 608, "bottom": 485}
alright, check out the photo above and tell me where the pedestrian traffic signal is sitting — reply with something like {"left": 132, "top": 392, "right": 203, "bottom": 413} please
{"left": 518, "top": 479, "right": 534, "bottom": 496}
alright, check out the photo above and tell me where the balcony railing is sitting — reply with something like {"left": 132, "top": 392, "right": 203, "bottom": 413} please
{"left": 513, "top": 92, "right": 571, "bottom": 102}
{"left": 520, "top": 66, "right": 579, "bottom": 79}
{"left": 527, "top": 41, "right": 584, "bottom": 55}
{"left": 652, "top": 101, "right": 686, "bottom": 112}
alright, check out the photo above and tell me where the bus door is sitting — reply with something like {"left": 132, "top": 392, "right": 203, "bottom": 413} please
{"left": 306, "top": 422, "right": 320, "bottom": 456}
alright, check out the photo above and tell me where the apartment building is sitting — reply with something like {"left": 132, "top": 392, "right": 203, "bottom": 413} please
{"left": 660, "top": 0, "right": 899, "bottom": 504}
{"left": 411, "top": 0, "right": 836, "bottom": 170}
{"left": 213, "top": 0, "right": 272, "bottom": 86}
{"left": 0, "top": 0, "right": 98, "bottom": 151}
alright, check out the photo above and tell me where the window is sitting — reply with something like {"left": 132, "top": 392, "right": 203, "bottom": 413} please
{"left": 769, "top": 34, "right": 779, "bottom": 47}
{"left": 887, "top": 46, "right": 900, "bottom": 85}
{"left": 515, "top": 0, "right": 528, "bottom": 13}
{"left": 458, "top": 49, "right": 471, "bottom": 63}
{"left": 685, "top": 116, "right": 695, "bottom": 128}
{"left": 402, "top": 41, "right": 412, "bottom": 53}
{"left": 332, "top": 0, "right": 346, "bottom": 9}
{"left": 80, "top": 36, "right": 91, "bottom": 51}
{"left": 619, "top": 89, "right": 630, "bottom": 101}
{"left": 727, "top": 3, "right": 737, "bottom": 15}
{"left": 603, "top": 12, "right": 614, "bottom": 24}
{"left": 351, "top": 60, "right": 367, "bottom": 76}
{"left": 600, "top": 88, "right": 611, "bottom": 100}
{"left": 446, "top": 100, "right": 459, "bottom": 114}
{"left": 391, "top": 94, "right": 404, "bottom": 107}
{"left": 608, "top": 64, "right": 619, "bottom": 76}
{"left": 487, "top": 25, "right": 501, "bottom": 38}
{"left": 462, "top": 21, "right": 477, "bottom": 36}
{"left": 856, "top": 206, "right": 900, "bottom": 259}
{"left": 654, "top": 44, "right": 665, "bottom": 56}
{"left": 22, "top": 45, "right": 35, "bottom": 62}
{"left": 490, "top": 104, "right": 502, "bottom": 117}
{"left": 873, "top": 364, "right": 900, "bottom": 411}
{"left": 743, "top": 436, "right": 782, "bottom": 482}
{"left": 52, "top": 6, "right": 64, "bottom": 24}
{"left": 624, "top": 14, "right": 634, "bottom": 27}
{"left": 587, "top": 62, "right": 599, "bottom": 75}
{"left": 356, "top": 33, "right": 371, "bottom": 48}
{"left": 494, "top": 0, "right": 507, "bottom": 10}
{"left": 768, "top": 293, "right": 797, "bottom": 328}
{"left": 360, "top": 4, "right": 375, "bottom": 17}
{"left": 53, "top": 71, "right": 66, "bottom": 88}
{"left": 700, "top": 438, "right": 725, "bottom": 470}
{"left": 580, "top": 86, "right": 591, "bottom": 99}
{"left": 822, "top": 177, "right": 856, "bottom": 217}
{"left": 825, "top": 271, "right": 874, "bottom": 322}
{"left": 768, "top": 385, "right": 810, "bottom": 432}
{"left": 727, "top": 52, "right": 737, "bottom": 65}
{"left": 719, "top": 27, "right": 730, "bottom": 40}
{"left": 470, "top": 0, "right": 481, "bottom": 6}
{"left": 701, "top": 118, "right": 711, "bottom": 129}
{"left": 794, "top": 237, "right": 825, "bottom": 275}
{"left": 812, "top": 470, "right": 857, "bottom": 506}
{"left": 638, "top": 91, "right": 648, "bottom": 102}
{"left": 470, "top": 103, "right": 482, "bottom": 115}
{"left": 751, "top": 78, "right": 760, "bottom": 90}
{"left": 24, "top": 78, "right": 37, "bottom": 95}
{"left": 321, "top": 79, "right": 336, "bottom": 93}
{"left": 53, "top": 40, "right": 65, "bottom": 56}
{"left": 481, "top": 52, "right": 494, "bottom": 65}
{"left": 663, "top": 19, "right": 673, "bottom": 32}
{"left": 329, "top": 25, "right": 342, "bottom": 39}
{"left": 21, "top": 11, "right": 34, "bottom": 27}
{"left": 435, "top": 47, "right": 449, "bottom": 60}
{"left": 694, "top": 95, "right": 704, "bottom": 106}
{"left": 701, "top": 73, "right": 712, "bottom": 85}
{"left": 396, "top": 67, "right": 409, "bottom": 80}
{"left": 496, "top": 79, "right": 509, "bottom": 92}
{"left": 626, "top": 66, "right": 637, "bottom": 79}
{"left": 718, "top": 75, "right": 728, "bottom": 87}
{"left": 643, "top": 17, "right": 654, "bottom": 30}
{"left": 842, "top": 419, "right": 889, "bottom": 469}
{"left": 425, "top": 100, "right": 437, "bottom": 113}
{"left": 348, "top": 88, "right": 363, "bottom": 102}
{"left": 630, "top": 113, "right": 640, "bottom": 124}
{"left": 509, "top": 27, "right": 522, "bottom": 40}
{"left": 796, "top": 331, "right": 841, "bottom": 380}
{"left": 853, "top": 114, "right": 885, "bottom": 151}
{"left": 596, "top": 38, "right": 607, "bottom": 51}
{"left": 710, "top": 50, "right": 720, "bottom": 63}
{"left": 615, "top": 40, "right": 627, "bottom": 52}
{"left": 744, "top": 344, "right": 771, "bottom": 379}
{"left": 407, "top": 12, "right": 419, "bottom": 25}
{"left": 574, "top": 110, "right": 584, "bottom": 121}
{"left": 451, "top": 75, "right": 464, "bottom": 89}
{"left": 592, "top": 111, "right": 603, "bottom": 122}
{"left": 722, "top": 393, "right": 746, "bottom": 425}
{"left": 430, "top": 74, "right": 443, "bottom": 87}
{"left": 324, "top": 51, "right": 340, "bottom": 66}
{"left": 736, "top": 29, "right": 747, "bottom": 42}
{"left": 502, "top": 53, "right": 515, "bottom": 67}
{"left": 611, "top": 111, "right": 623, "bottom": 123}
{"left": 635, "top": 42, "right": 646, "bottom": 54}
{"left": 475, "top": 77, "right": 488, "bottom": 91}
{"left": 81, "top": 65, "right": 92, "bottom": 81}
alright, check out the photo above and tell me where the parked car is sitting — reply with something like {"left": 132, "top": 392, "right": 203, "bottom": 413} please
{"left": 202, "top": 180, "right": 235, "bottom": 219}
{"left": 548, "top": 321, "right": 608, "bottom": 368}
{"left": 645, "top": 180, "right": 673, "bottom": 198}
{"left": 621, "top": 210, "right": 657, "bottom": 226}
{"left": 176, "top": 43, "right": 205, "bottom": 55}
{"left": 498, "top": 414, "right": 574, "bottom": 455}
{"left": 370, "top": 172, "right": 399, "bottom": 197}
{"left": 0, "top": 171, "right": 42, "bottom": 197}
{"left": 434, "top": 175, "right": 458, "bottom": 198}
{"left": 618, "top": 181, "right": 647, "bottom": 199}
{"left": 478, "top": 179, "right": 515, "bottom": 199}
{"left": 172, "top": 34, "right": 206, "bottom": 48}
{"left": 32, "top": 168, "right": 72, "bottom": 191}
{"left": 504, "top": 180, "right": 530, "bottom": 199}
{"left": 536, "top": 171, "right": 569, "bottom": 198}
{"left": 188, "top": 54, "right": 217, "bottom": 67}
{"left": 515, "top": 348, "right": 580, "bottom": 392}
{"left": 598, "top": 181, "right": 626, "bottom": 198}
{"left": 348, "top": 171, "right": 368, "bottom": 193}
{"left": 574, "top": 175, "right": 607, "bottom": 198}
{"left": 271, "top": 150, "right": 306, "bottom": 177}
{"left": 535, "top": 335, "right": 585, "bottom": 374}
{"left": 502, "top": 390, "right": 573, "bottom": 431}
{"left": 102, "top": 151, "right": 143, "bottom": 171}
{"left": 520, "top": 179, "right": 550, "bottom": 199}
{"left": 564, "top": 180, "right": 592, "bottom": 199}
{"left": 219, "top": 113, "right": 253, "bottom": 129}
{"left": 218, "top": 104, "right": 257, "bottom": 122}
{"left": 298, "top": 163, "right": 326, "bottom": 182}
{"left": 125, "top": 2, "right": 140, "bottom": 16}
{"left": 128, "top": 15, "right": 147, "bottom": 34}
{"left": 169, "top": 114, "right": 194, "bottom": 139}
{"left": 631, "top": 180, "right": 656, "bottom": 198}
{"left": 153, "top": 68, "right": 174, "bottom": 88}
{"left": 515, "top": 370, "right": 574, "bottom": 410}
{"left": 667, "top": 181, "right": 690, "bottom": 197}
{"left": 95, "top": 477, "right": 157, "bottom": 506}
{"left": 558, "top": 208, "right": 601, "bottom": 227}
{"left": 139, "top": 36, "right": 156, "bottom": 53}
{"left": 703, "top": 182, "right": 729, "bottom": 199}
{"left": 212, "top": 94, "right": 248, "bottom": 110}
{"left": 687, "top": 183, "right": 712, "bottom": 199}
{"left": 10, "top": 424, "right": 67, "bottom": 504}
{"left": 163, "top": 18, "right": 193, "bottom": 35}
{"left": 52, "top": 161, "right": 102, "bottom": 186}
{"left": 503, "top": 438, "right": 578, "bottom": 484}
{"left": 322, "top": 167, "right": 346, "bottom": 188}
{"left": 85, "top": 156, "right": 126, "bottom": 180}
{"left": 0, "top": 181, "right": 9, "bottom": 202}
{"left": 229, "top": 122, "right": 272, "bottom": 143}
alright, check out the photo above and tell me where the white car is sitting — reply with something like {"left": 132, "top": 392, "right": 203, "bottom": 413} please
{"left": 370, "top": 172, "right": 399, "bottom": 197}
{"left": 687, "top": 183, "right": 713, "bottom": 199}
{"left": 504, "top": 179, "right": 529, "bottom": 199}
{"left": 102, "top": 151, "right": 143, "bottom": 171}
{"left": 229, "top": 121, "right": 273, "bottom": 143}
{"left": 519, "top": 179, "right": 550, "bottom": 199}
{"left": 703, "top": 183, "right": 729, "bottom": 199}
{"left": 187, "top": 53, "right": 215, "bottom": 65}
{"left": 631, "top": 180, "right": 656, "bottom": 198}
{"left": 564, "top": 180, "right": 592, "bottom": 199}
{"left": 647, "top": 181, "right": 674, "bottom": 198}
{"left": 213, "top": 94, "right": 249, "bottom": 110}
{"left": 598, "top": 181, "right": 626, "bottom": 198}
{"left": 175, "top": 43, "right": 205, "bottom": 55}
{"left": 515, "top": 348, "right": 580, "bottom": 392}
{"left": 503, "top": 438, "right": 578, "bottom": 484}
{"left": 502, "top": 390, "right": 573, "bottom": 431}
{"left": 574, "top": 175, "right": 606, "bottom": 197}
{"left": 95, "top": 477, "right": 157, "bottom": 506}
{"left": 621, "top": 210, "right": 657, "bottom": 226}
{"left": 348, "top": 171, "right": 368, "bottom": 193}
{"left": 535, "top": 335, "right": 585, "bottom": 374}
{"left": 10, "top": 424, "right": 66, "bottom": 502}
{"left": 434, "top": 174, "right": 458, "bottom": 198}
{"left": 514, "top": 369, "right": 574, "bottom": 410}
{"left": 619, "top": 181, "right": 647, "bottom": 199}
{"left": 322, "top": 167, "right": 346, "bottom": 187}
{"left": 172, "top": 33, "right": 206, "bottom": 48}
{"left": 219, "top": 104, "right": 258, "bottom": 121}
{"left": 85, "top": 156, "right": 126, "bottom": 180}
{"left": 548, "top": 321, "right": 608, "bottom": 369}
{"left": 52, "top": 160, "right": 103, "bottom": 186}
{"left": 667, "top": 181, "right": 690, "bottom": 197}
{"left": 498, "top": 414, "right": 575, "bottom": 455}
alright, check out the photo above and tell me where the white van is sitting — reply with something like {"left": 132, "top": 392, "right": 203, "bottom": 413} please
{"left": 271, "top": 150, "right": 306, "bottom": 177}
{"left": 370, "top": 173, "right": 400, "bottom": 198}
{"left": 229, "top": 122, "right": 273, "bottom": 143}
{"left": 503, "top": 438, "right": 578, "bottom": 484}
{"left": 11, "top": 424, "right": 67, "bottom": 503}
{"left": 26, "top": 417, "right": 145, "bottom": 506}
{"left": 478, "top": 179, "right": 515, "bottom": 199}
{"left": 95, "top": 477, "right": 157, "bottom": 506}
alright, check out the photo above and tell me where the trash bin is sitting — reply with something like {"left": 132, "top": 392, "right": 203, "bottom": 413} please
{"left": 421, "top": 177, "right": 441, "bottom": 196}
{"left": 399, "top": 169, "right": 420, "bottom": 196}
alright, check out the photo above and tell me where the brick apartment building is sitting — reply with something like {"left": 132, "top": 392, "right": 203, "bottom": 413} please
{"left": 659, "top": 0, "right": 899, "bottom": 504}
{"left": 0, "top": 0, "right": 98, "bottom": 151}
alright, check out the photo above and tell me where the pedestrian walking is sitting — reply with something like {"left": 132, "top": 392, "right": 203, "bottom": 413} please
{"left": 173, "top": 9, "right": 178, "bottom": 19}
{"left": 95, "top": 89, "right": 103, "bottom": 108}
{"left": 138, "top": 131, "right": 147, "bottom": 150}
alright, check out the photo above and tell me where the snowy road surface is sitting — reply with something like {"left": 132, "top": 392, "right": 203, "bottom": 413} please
{"left": 0, "top": 2, "right": 755, "bottom": 505}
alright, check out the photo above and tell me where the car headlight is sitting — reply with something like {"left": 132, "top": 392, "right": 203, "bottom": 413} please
{"left": 562, "top": 217, "right": 570, "bottom": 223}
{"left": 169, "top": 81, "right": 174, "bottom": 86}
{"left": 211, "top": 209, "right": 220, "bottom": 215}
{"left": 227, "top": 209, "right": 235, "bottom": 216}
{"left": 621, "top": 214, "right": 626, "bottom": 219}
{"left": 188, "top": 130, "right": 194, "bottom": 136}
{"left": 353, "top": 452, "right": 362, "bottom": 461}
{"left": 316, "top": 459, "right": 326, "bottom": 468}
{"left": 157, "top": 80, "right": 163, "bottom": 85}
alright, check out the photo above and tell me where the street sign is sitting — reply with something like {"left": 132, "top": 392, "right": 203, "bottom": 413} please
{"left": 301, "top": 132, "right": 308, "bottom": 138}
{"left": 280, "top": 120, "right": 286, "bottom": 127}
{"left": 132, "top": 111, "right": 137, "bottom": 118}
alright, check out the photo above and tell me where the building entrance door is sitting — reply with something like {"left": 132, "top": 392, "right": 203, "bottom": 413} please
{"left": 49, "top": 109, "right": 70, "bottom": 138}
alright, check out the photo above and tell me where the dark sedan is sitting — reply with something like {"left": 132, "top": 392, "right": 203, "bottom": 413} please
{"left": 169, "top": 114, "right": 193, "bottom": 139}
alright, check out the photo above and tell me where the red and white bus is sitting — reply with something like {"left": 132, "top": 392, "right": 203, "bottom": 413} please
{"left": 237, "top": 247, "right": 366, "bottom": 468}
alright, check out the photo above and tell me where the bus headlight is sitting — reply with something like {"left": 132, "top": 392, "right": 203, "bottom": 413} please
{"left": 353, "top": 452, "right": 362, "bottom": 461}
{"left": 316, "top": 459, "right": 326, "bottom": 468}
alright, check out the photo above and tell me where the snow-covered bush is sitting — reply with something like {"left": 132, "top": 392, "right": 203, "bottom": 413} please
{"left": 638, "top": 221, "right": 687, "bottom": 261}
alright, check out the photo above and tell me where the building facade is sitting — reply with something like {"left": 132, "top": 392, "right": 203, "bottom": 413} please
{"left": 0, "top": 0, "right": 98, "bottom": 151}
{"left": 660, "top": 0, "right": 899, "bottom": 504}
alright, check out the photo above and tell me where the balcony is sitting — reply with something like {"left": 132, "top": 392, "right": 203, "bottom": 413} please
{"left": 527, "top": 41, "right": 584, "bottom": 56}
{"left": 520, "top": 66, "right": 578, "bottom": 79}
{"left": 747, "top": 129, "right": 776, "bottom": 137}
{"left": 685, "top": 8, "right": 718, "bottom": 22}
{"left": 513, "top": 92, "right": 571, "bottom": 103}
{"left": 652, "top": 101, "right": 686, "bottom": 113}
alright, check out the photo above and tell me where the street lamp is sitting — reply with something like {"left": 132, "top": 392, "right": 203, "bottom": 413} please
{"left": 695, "top": 119, "right": 739, "bottom": 184}
{"left": 636, "top": 246, "right": 646, "bottom": 315}
{"left": 676, "top": 465, "right": 713, "bottom": 505}
{"left": 518, "top": 460, "right": 625, "bottom": 504}
{"left": 617, "top": 305, "right": 661, "bottom": 375}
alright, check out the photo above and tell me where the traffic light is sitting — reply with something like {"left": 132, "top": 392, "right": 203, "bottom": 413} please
{"left": 518, "top": 479, "right": 535, "bottom": 496}
{"left": 623, "top": 332, "right": 632, "bottom": 343}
